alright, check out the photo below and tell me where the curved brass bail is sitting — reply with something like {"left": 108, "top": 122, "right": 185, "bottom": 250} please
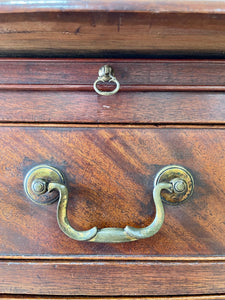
{"left": 48, "top": 181, "right": 172, "bottom": 243}
{"left": 24, "top": 164, "right": 194, "bottom": 243}
{"left": 48, "top": 183, "right": 98, "bottom": 241}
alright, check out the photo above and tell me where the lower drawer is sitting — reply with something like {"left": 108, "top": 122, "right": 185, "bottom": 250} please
{"left": 0, "top": 126, "right": 225, "bottom": 295}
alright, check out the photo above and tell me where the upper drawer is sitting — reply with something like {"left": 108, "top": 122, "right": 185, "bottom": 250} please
{"left": 0, "top": 59, "right": 225, "bottom": 124}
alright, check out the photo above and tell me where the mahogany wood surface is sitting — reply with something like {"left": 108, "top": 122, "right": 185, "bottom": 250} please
{"left": 0, "top": 59, "right": 224, "bottom": 124}
{"left": 1, "top": 260, "right": 225, "bottom": 295}
{"left": 0, "top": 59, "right": 224, "bottom": 86}
{"left": 0, "top": 13, "right": 224, "bottom": 57}
{"left": 0, "top": 126, "right": 225, "bottom": 258}
{"left": 0, "top": 57, "right": 225, "bottom": 296}
{"left": 1, "top": 91, "right": 225, "bottom": 124}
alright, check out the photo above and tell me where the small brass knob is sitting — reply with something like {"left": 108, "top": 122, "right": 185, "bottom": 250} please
{"left": 173, "top": 179, "right": 187, "bottom": 193}
{"left": 93, "top": 65, "right": 120, "bottom": 96}
{"left": 31, "top": 179, "right": 47, "bottom": 195}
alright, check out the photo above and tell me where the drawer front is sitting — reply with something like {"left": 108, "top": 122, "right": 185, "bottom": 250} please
{"left": 0, "top": 126, "right": 225, "bottom": 295}
{"left": 1, "top": 58, "right": 225, "bottom": 296}
{"left": 0, "top": 126, "right": 224, "bottom": 256}
{"left": 0, "top": 59, "right": 224, "bottom": 124}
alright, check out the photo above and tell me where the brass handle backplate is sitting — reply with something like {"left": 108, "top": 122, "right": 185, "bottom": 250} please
{"left": 24, "top": 165, "right": 194, "bottom": 243}
{"left": 93, "top": 65, "right": 120, "bottom": 96}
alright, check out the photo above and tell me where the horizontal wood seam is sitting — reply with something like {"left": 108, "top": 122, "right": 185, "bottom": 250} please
{"left": 0, "top": 84, "right": 224, "bottom": 92}
{"left": 0, "top": 123, "right": 225, "bottom": 128}
{"left": 0, "top": 293, "right": 225, "bottom": 300}
{"left": 1, "top": 58, "right": 225, "bottom": 63}
{"left": 1, "top": 258, "right": 225, "bottom": 263}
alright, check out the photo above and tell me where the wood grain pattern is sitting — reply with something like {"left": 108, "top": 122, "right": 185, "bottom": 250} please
{"left": 1, "top": 260, "right": 225, "bottom": 295}
{"left": 0, "top": 59, "right": 224, "bottom": 124}
{"left": 0, "top": 91, "right": 224, "bottom": 123}
{"left": 0, "top": 58, "right": 225, "bottom": 297}
{"left": 0, "top": 126, "right": 225, "bottom": 257}
{"left": 0, "top": 59, "right": 224, "bottom": 86}
{"left": 0, "top": 13, "right": 224, "bottom": 57}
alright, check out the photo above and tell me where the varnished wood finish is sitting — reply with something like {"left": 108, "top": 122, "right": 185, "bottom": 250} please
{"left": 0, "top": 59, "right": 224, "bottom": 86}
{"left": 0, "top": 13, "right": 224, "bottom": 57}
{"left": 1, "top": 0, "right": 225, "bottom": 13}
{"left": 1, "top": 260, "right": 225, "bottom": 295}
{"left": 0, "top": 59, "right": 224, "bottom": 124}
{"left": 0, "top": 127, "right": 225, "bottom": 257}
{"left": 1, "top": 91, "right": 224, "bottom": 123}
{"left": 2, "top": 297, "right": 225, "bottom": 300}
{"left": 0, "top": 56, "right": 225, "bottom": 296}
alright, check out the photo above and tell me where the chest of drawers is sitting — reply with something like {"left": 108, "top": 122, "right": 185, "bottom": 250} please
{"left": 1, "top": 1, "right": 225, "bottom": 298}
{"left": 0, "top": 58, "right": 225, "bottom": 298}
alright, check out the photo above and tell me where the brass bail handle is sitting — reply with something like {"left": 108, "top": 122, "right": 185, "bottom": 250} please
{"left": 93, "top": 65, "right": 120, "bottom": 96}
{"left": 24, "top": 165, "right": 194, "bottom": 243}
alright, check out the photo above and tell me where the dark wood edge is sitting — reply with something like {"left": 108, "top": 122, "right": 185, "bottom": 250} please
{"left": 1, "top": 256, "right": 225, "bottom": 261}
{"left": 0, "top": 124, "right": 225, "bottom": 128}
{"left": 0, "top": 84, "right": 225, "bottom": 91}
{"left": 0, "top": 0, "right": 225, "bottom": 14}
{"left": 0, "top": 58, "right": 224, "bottom": 63}
{"left": 1, "top": 296, "right": 225, "bottom": 299}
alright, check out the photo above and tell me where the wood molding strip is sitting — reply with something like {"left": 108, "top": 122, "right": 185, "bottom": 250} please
{"left": 0, "top": 84, "right": 225, "bottom": 92}
{"left": 1, "top": 296, "right": 225, "bottom": 299}
{"left": 1, "top": 255, "right": 225, "bottom": 261}
{"left": 0, "top": 0, "right": 225, "bottom": 14}
{"left": 1, "top": 260, "right": 225, "bottom": 295}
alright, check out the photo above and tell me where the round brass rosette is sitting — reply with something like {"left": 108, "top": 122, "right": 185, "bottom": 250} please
{"left": 154, "top": 165, "right": 194, "bottom": 205}
{"left": 24, "top": 164, "right": 65, "bottom": 205}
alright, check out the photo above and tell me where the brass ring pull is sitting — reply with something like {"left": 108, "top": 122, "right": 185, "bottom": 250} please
{"left": 93, "top": 65, "right": 120, "bottom": 96}
{"left": 24, "top": 165, "right": 194, "bottom": 243}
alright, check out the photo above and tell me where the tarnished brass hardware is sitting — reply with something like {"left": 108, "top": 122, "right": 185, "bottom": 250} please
{"left": 93, "top": 65, "right": 120, "bottom": 96}
{"left": 32, "top": 179, "right": 47, "bottom": 195}
{"left": 24, "top": 164, "right": 194, "bottom": 243}
{"left": 24, "top": 165, "right": 65, "bottom": 205}
{"left": 154, "top": 165, "right": 194, "bottom": 205}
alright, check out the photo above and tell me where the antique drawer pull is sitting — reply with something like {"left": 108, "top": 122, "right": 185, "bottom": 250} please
{"left": 24, "top": 165, "right": 194, "bottom": 243}
{"left": 93, "top": 65, "right": 120, "bottom": 96}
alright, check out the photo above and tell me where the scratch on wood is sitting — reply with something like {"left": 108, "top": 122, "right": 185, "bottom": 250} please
{"left": 91, "top": 15, "right": 96, "bottom": 27}
{"left": 149, "top": 16, "right": 154, "bottom": 34}
{"left": 117, "top": 15, "right": 122, "bottom": 32}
